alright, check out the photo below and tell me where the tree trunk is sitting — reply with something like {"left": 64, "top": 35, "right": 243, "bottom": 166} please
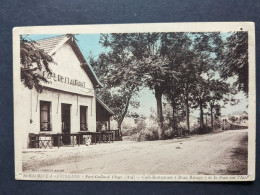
{"left": 199, "top": 99, "right": 204, "bottom": 128}
{"left": 155, "top": 86, "right": 164, "bottom": 139}
{"left": 185, "top": 94, "right": 190, "bottom": 132}
{"left": 172, "top": 103, "right": 176, "bottom": 131}
{"left": 210, "top": 105, "right": 214, "bottom": 131}
{"left": 117, "top": 95, "right": 132, "bottom": 139}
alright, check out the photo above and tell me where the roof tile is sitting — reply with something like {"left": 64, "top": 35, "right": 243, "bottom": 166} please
{"left": 35, "top": 35, "right": 67, "bottom": 54}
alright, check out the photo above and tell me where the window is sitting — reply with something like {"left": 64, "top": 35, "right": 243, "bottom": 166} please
{"left": 80, "top": 106, "right": 88, "bottom": 131}
{"left": 40, "top": 101, "right": 51, "bottom": 131}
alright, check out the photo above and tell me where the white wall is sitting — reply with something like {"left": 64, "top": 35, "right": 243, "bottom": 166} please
{"left": 41, "top": 42, "right": 94, "bottom": 96}
{"left": 52, "top": 42, "right": 94, "bottom": 90}
{"left": 20, "top": 86, "right": 96, "bottom": 149}
{"left": 18, "top": 41, "right": 97, "bottom": 148}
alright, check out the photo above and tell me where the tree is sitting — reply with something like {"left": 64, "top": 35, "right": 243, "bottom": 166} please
{"left": 220, "top": 32, "right": 248, "bottom": 94}
{"left": 164, "top": 83, "right": 185, "bottom": 131}
{"left": 167, "top": 32, "right": 223, "bottom": 132}
{"left": 189, "top": 32, "right": 225, "bottom": 131}
{"left": 20, "top": 36, "right": 54, "bottom": 92}
{"left": 89, "top": 37, "right": 142, "bottom": 132}
{"left": 96, "top": 88, "right": 140, "bottom": 131}
{"left": 98, "top": 33, "right": 171, "bottom": 139}
{"left": 214, "top": 104, "right": 221, "bottom": 119}
{"left": 138, "top": 52, "right": 170, "bottom": 138}
{"left": 207, "top": 80, "right": 230, "bottom": 131}
{"left": 95, "top": 32, "right": 238, "bottom": 137}
{"left": 193, "top": 77, "right": 210, "bottom": 129}
{"left": 161, "top": 32, "right": 193, "bottom": 132}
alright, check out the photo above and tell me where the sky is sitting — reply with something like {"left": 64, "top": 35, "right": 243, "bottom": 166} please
{"left": 26, "top": 33, "right": 248, "bottom": 117}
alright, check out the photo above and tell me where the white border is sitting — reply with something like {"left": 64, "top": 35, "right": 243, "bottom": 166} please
{"left": 13, "top": 22, "right": 256, "bottom": 181}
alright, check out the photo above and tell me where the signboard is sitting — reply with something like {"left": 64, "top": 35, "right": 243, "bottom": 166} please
{"left": 41, "top": 71, "right": 94, "bottom": 96}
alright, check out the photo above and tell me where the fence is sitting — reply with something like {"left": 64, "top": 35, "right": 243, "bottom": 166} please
{"left": 222, "top": 122, "right": 248, "bottom": 130}
{"left": 104, "top": 130, "right": 121, "bottom": 141}
{"left": 28, "top": 131, "right": 116, "bottom": 149}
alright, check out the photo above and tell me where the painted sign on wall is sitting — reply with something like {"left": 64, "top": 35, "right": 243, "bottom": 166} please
{"left": 41, "top": 71, "right": 94, "bottom": 96}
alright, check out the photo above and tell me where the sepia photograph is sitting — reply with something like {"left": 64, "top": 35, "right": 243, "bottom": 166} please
{"left": 13, "top": 23, "right": 255, "bottom": 181}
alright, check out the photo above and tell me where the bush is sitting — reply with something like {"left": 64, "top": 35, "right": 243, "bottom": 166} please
{"left": 162, "top": 128, "right": 174, "bottom": 139}
{"left": 128, "top": 124, "right": 159, "bottom": 141}
{"left": 122, "top": 120, "right": 147, "bottom": 137}
{"left": 193, "top": 125, "right": 212, "bottom": 134}
{"left": 125, "top": 120, "right": 194, "bottom": 141}
{"left": 142, "top": 126, "right": 159, "bottom": 141}
{"left": 122, "top": 128, "right": 137, "bottom": 136}
{"left": 129, "top": 132, "right": 141, "bottom": 141}
{"left": 126, "top": 120, "right": 147, "bottom": 140}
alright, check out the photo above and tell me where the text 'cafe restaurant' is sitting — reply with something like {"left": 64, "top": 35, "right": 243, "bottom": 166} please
{"left": 16, "top": 35, "right": 118, "bottom": 149}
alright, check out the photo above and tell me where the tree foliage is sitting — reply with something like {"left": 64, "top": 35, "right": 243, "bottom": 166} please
{"left": 220, "top": 32, "right": 248, "bottom": 94}
{"left": 93, "top": 31, "right": 247, "bottom": 137}
{"left": 207, "top": 80, "right": 230, "bottom": 131}
{"left": 97, "top": 33, "right": 174, "bottom": 138}
{"left": 89, "top": 35, "right": 142, "bottom": 130}
{"left": 95, "top": 87, "right": 140, "bottom": 130}
{"left": 20, "top": 36, "right": 54, "bottom": 92}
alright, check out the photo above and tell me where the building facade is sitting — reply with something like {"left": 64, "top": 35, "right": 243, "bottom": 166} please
{"left": 18, "top": 35, "right": 110, "bottom": 148}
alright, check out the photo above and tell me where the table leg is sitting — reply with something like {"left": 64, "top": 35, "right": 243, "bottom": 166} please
{"left": 51, "top": 136, "right": 53, "bottom": 149}
{"left": 58, "top": 135, "right": 60, "bottom": 149}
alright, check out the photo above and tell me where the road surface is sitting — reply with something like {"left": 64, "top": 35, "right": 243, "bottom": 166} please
{"left": 23, "top": 129, "right": 248, "bottom": 175}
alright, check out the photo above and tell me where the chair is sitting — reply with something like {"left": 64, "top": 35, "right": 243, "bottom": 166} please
{"left": 29, "top": 133, "right": 39, "bottom": 148}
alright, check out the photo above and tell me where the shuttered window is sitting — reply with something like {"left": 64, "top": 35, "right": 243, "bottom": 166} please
{"left": 40, "top": 101, "right": 51, "bottom": 131}
{"left": 80, "top": 106, "right": 88, "bottom": 131}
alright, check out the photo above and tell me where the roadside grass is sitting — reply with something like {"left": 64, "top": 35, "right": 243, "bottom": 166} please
{"left": 223, "top": 133, "right": 248, "bottom": 175}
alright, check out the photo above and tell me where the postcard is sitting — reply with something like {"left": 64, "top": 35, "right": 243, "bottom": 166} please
{"left": 13, "top": 22, "right": 255, "bottom": 181}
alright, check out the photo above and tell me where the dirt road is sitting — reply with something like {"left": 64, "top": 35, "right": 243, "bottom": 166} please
{"left": 23, "top": 130, "right": 248, "bottom": 175}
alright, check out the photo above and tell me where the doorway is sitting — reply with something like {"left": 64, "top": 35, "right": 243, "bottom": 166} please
{"left": 61, "top": 103, "right": 71, "bottom": 145}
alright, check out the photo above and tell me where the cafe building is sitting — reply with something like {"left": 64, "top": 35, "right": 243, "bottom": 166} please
{"left": 18, "top": 35, "right": 115, "bottom": 148}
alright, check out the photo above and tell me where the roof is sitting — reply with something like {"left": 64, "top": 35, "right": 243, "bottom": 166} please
{"left": 35, "top": 35, "right": 66, "bottom": 54}
{"left": 34, "top": 35, "right": 103, "bottom": 88}
{"left": 96, "top": 97, "right": 114, "bottom": 115}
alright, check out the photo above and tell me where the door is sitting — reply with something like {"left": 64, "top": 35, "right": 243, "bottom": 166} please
{"left": 61, "top": 103, "right": 71, "bottom": 145}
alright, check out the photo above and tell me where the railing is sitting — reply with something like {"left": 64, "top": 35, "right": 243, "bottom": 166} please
{"left": 28, "top": 131, "right": 116, "bottom": 149}
{"left": 29, "top": 133, "right": 81, "bottom": 149}
{"left": 103, "top": 130, "right": 121, "bottom": 141}
{"left": 78, "top": 131, "right": 101, "bottom": 145}
{"left": 229, "top": 123, "right": 248, "bottom": 130}
{"left": 222, "top": 122, "right": 248, "bottom": 130}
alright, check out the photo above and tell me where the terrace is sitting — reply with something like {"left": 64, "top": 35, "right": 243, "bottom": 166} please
{"left": 28, "top": 130, "right": 120, "bottom": 149}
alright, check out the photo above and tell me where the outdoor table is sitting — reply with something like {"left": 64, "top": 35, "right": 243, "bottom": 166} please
{"left": 29, "top": 132, "right": 109, "bottom": 148}
{"left": 29, "top": 133, "right": 81, "bottom": 149}
{"left": 78, "top": 131, "right": 101, "bottom": 144}
{"left": 68, "top": 133, "right": 81, "bottom": 147}
{"left": 37, "top": 133, "right": 54, "bottom": 149}
{"left": 45, "top": 133, "right": 81, "bottom": 148}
